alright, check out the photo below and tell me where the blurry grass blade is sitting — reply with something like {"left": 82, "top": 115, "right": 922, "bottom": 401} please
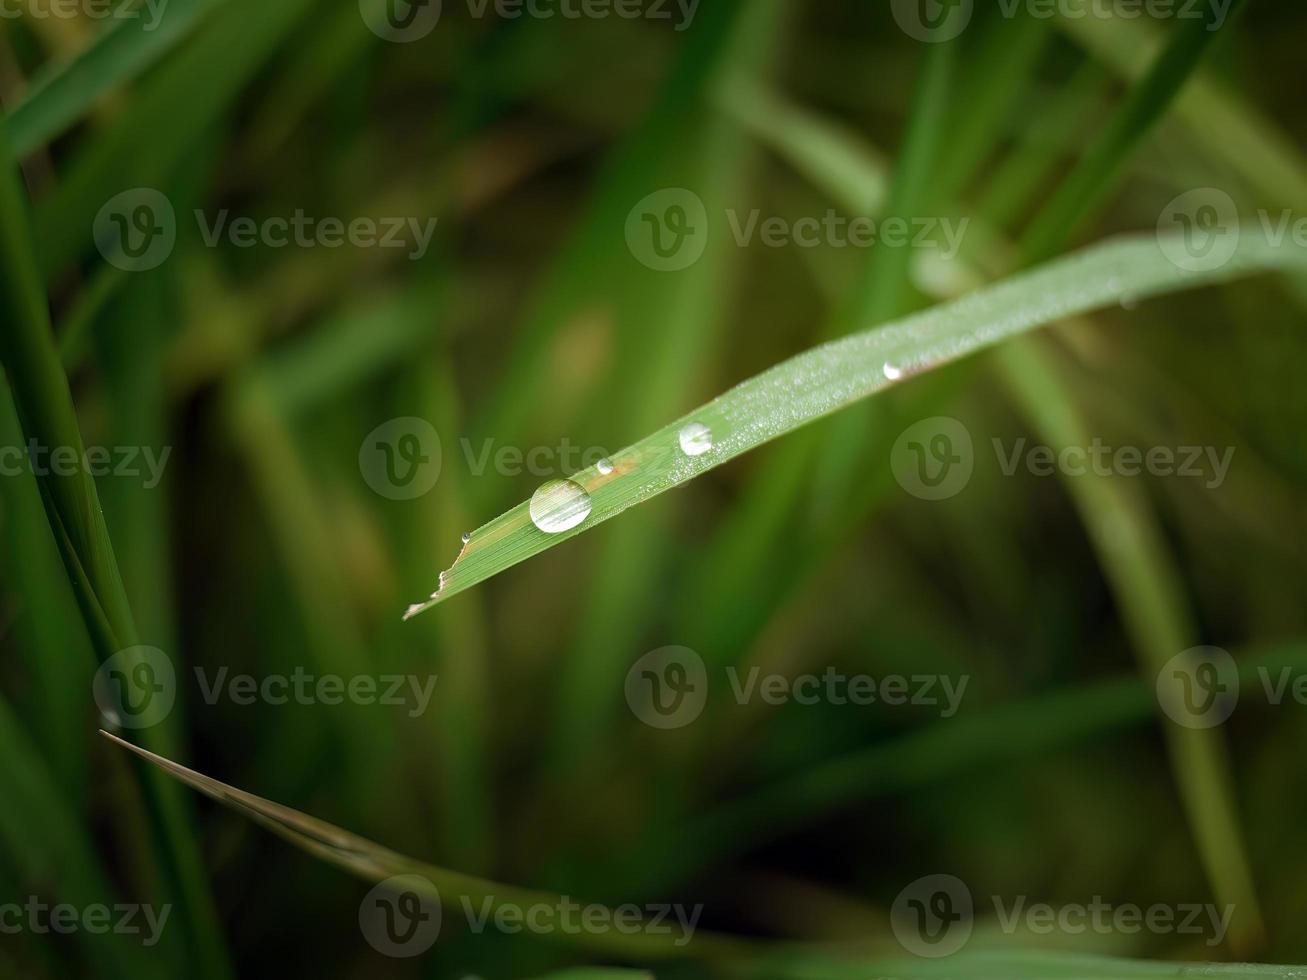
{"left": 997, "top": 339, "right": 1263, "bottom": 950}
{"left": 1059, "top": 10, "right": 1307, "bottom": 208}
{"left": 715, "top": 77, "right": 886, "bottom": 214}
{"left": 33, "top": 0, "right": 312, "bottom": 278}
{"left": 734, "top": 948, "right": 1307, "bottom": 980}
{"left": 405, "top": 230, "right": 1307, "bottom": 615}
{"left": 4, "top": 0, "right": 226, "bottom": 157}
{"left": 101, "top": 731, "right": 745, "bottom": 960}
{"left": 1022, "top": 0, "right": 1245, "bottom": 262}
{"left": 0, "top": 119, "right": 232, "bottom": 980}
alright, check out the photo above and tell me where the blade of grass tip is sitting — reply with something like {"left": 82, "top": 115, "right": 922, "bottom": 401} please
{"left": 1058, "top": 10, "right": 1307, "bottom": 210}
{"left": 403, "top": 229, "right": 1307, "bottom": 616}
{"left": 996, "top": 339, "right": 1263, "bottom": 952}
{"left": 409, "top": 355, "right": 495, "bottom": 873}
{"left": 1021, "top": 0, "right": 1247, "bottom": 264}
{"left": 0, "top": 119, "right": 233, "bottom": 980}
{"left": 808, "top": 36, "right": 956, "bottom": 520}
{"left": 545, "top": 0, "right": 790, "bottom": 774}
{"left": 99, "top": 730, "right": 752, "bottom": 961}
{"left": 4, "top": 0, "right": 226, "bottom": 157}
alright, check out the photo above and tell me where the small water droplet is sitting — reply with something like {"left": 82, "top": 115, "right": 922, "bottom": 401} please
{"left": 883, "top": 362, "right": 903, "bottom": 381}
{"left": 461, "top": 532, "right": 472, "bottom": 545}
{"left": 1120, "top": 294, "right": 1138, "bottom": 311}
{"left": 597, "top": 458, "right": 614, "bottom": 475}
{"left": 679, "top": 422, "right": 713, "bottom": 457}
{"left": 530, "top": 479, "right": 592, "bottom": 534}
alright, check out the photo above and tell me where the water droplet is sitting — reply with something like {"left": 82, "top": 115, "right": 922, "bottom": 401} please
{"left": 679, "top": 422, "right": 713, "bottom": 457}
{"left": 597, "top": 458, "right": 614, "bottom": 475}
{"left": 530, "top": 479, "right": 592, "bottom": 534}
{"left": 1120, "top": 294, "right": 1138, "bottom": 311}
{"left": 461, "top": 532, "right": 472, "bottom": 545}
{"left": 882, "top": 362, "right": 903, "bottom": 381}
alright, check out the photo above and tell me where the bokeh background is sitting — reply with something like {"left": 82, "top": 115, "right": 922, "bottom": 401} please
{"left": 1, "top": 0, "right": 1306, "bottom": 977}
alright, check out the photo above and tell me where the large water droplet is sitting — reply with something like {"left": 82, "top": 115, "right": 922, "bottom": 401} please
{"left": 530, "top": 479, "right": 592, "bottom": 533}
{"left": 679, "top": 422, "right": 713, "bottom": 457}
{"left": 597, "top": 458, "right": 614, "bottom": 475}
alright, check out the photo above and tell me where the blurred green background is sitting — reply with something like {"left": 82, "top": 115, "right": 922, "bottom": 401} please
{"left": 1, "top": 0, "right": 1306, "bottom": 977}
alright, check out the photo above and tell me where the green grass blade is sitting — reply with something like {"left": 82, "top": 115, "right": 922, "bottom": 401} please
{"left": 0, "top": 119, "right": 232, "bottom": 980}
{"left": 1059, "top": 11, "right": 1307, "bottom": 209}
{"left": 405, "top": 230, "right": 1307, "bottom": 616}
{"left": 101, "top": 731, "right": 747, "bottom": 961}
{"left": 1022, "top": 0, "right": 1245, "bottom": 262}
{"left": 732, "top": 948, "right": 1307, "bottom": 980}
{"left": 996, "top": 339, "right": 1264, "bottom": 950}
{"left": 4, "top": 0, "right": 226, "bottom": 157}
{"left": 32, "top": 0, "right": 312, "bottom": 279}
